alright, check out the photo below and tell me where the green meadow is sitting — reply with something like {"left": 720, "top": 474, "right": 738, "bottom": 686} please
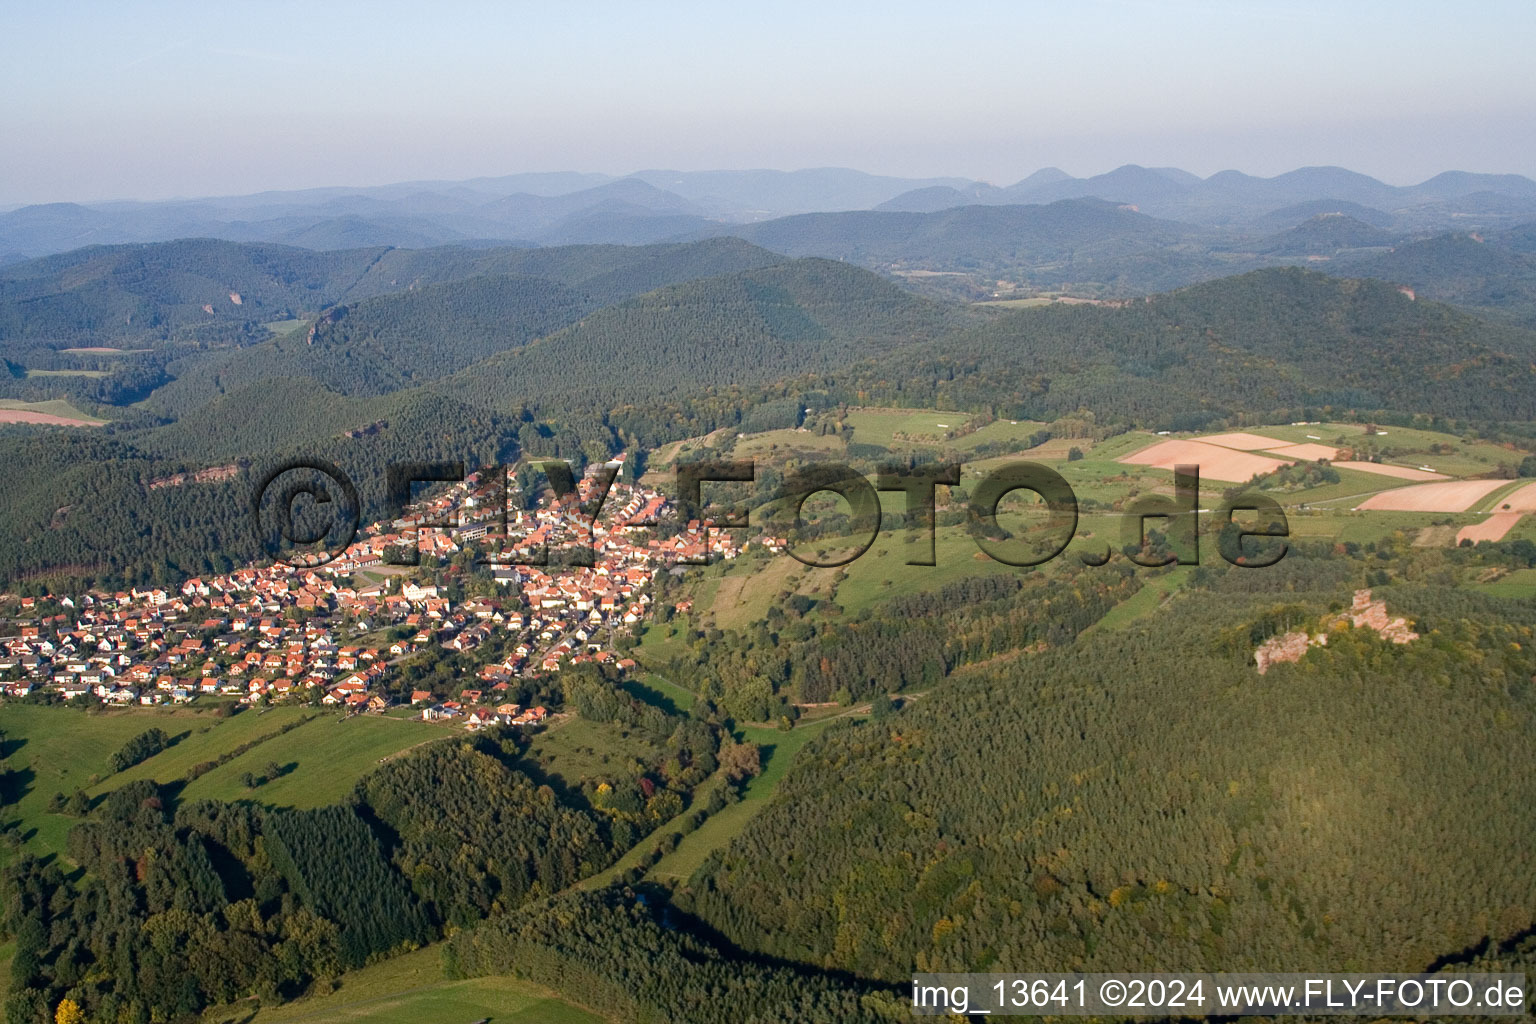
{"left": 175, "top": 712, "right": 439, "bottom": 808}
{"left": 219, "top": 942, "right": 602, "bottom": 1024}
{"left": 2, "top": 704, "right": 251, "bottom": 863}
{"left": 647, "top": 712, "right": 854, "bottom": 884}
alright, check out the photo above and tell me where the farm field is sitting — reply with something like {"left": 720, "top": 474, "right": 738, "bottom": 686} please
{"left": 1331, "top": 461, "right": 1447, "bottom": 481}
{"left": 1355, "top": 478, "right": 1510, "bottom": 512}
{"left": 1459, "top": 513, "right": 1525, "bottom": 544}
{"left": 0, "top": 704, "right": 249, "bottom": 863}
{"left": 950, "top": 417, "right": 1052, "bottom": 450}
{"left": 1249, "top": 466, "right": 1411, "bottom": 507}
{"left": 1197, "top": 431, "right": 1301, "bottom": 450}
{"left": 225, "top": 942, "right": 603, "bottom": 1024}
{"left": 0, "top": 398, "right": 107, "bottom": 425}
{"left": 1119, "top": 438, "right": 1292, "bottom": 481}
{"left": 176, "top": 712, "right": 438, "bottom": 808}
{"left": 1264, "top": 441, "right": 1339, "bottom": 460}
{"left": 1140, "top": 422, "right": 1525, "bottom": 478}
{"left": 1481, "top": 480, "right": 1536, "bottom": 512}
{"left": 1454, "top": 480, "right": 1536, "bottom": 543}
{"left": 843, "top": 407, "right": 973, "bottom": 446}
{"left": 732, "top": 427, "right": 845, "bottom": 460}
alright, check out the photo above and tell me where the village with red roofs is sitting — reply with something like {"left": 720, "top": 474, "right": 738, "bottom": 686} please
{"left": 0, "top": 457, "right": 779, "bottom": 729}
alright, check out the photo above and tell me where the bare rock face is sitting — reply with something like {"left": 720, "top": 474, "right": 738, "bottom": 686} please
{"left": 1254, "top": 589, "right": 1415, "bottom": 673}
{"left": 1255, "top": 631, "right": 1310, "bottom": 674}
{"left": 1349, "top": 588, "right": 1418, "bottom": 643}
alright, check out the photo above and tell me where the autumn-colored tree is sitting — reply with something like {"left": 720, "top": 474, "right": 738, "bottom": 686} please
{"left": 718, "top": 740, "right": 762, "bottom": 782}
{"left": 54, "top": 997, "right": 86, "bottom": 1024}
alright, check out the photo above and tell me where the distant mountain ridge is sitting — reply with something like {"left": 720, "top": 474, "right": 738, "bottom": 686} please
{"left": 875, "top": 164, "right": 1536, "bottom": 226}
{"left": 6, "top": 164, "right": 1536, "bottom": 262}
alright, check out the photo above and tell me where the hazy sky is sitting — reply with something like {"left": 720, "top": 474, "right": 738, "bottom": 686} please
{"left": 3, "top": 0, "right": 1535, "bottom": 205}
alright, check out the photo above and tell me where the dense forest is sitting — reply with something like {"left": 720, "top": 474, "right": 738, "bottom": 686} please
{"left": 676, "top": 556, "right": 1536, "bottom": 980}
{"left": 445, "top": 887, "right": 907, "bottom": 1023}
{"left": 658, "top": 568, "right": 1143, "bottom": 718}
{"left": 1, "top": 699, "right": 728, "bottom": 1024}
{"left": 823, "top": 267, "right": 1536, "bottom": 426}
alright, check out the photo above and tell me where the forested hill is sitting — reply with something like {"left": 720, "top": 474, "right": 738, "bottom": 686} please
{"left": 335, "top": 235, "right": 779, "bottom": 305}
{"left": 7, "top": 256, "right": 1536, "bottom": 587}
{"left": 440, "top": 258, "right": 969, "bottom": 437}
{"left": 144, "top": 239, "right": 786, "bottom": 413}
{"left": 1256, "top": 213, "right": 1397, "bottom": 255}
{"left": 697, "top": 198, "right": 1204, "bottom": 268}
{"left": 146, "top": 273, "right": 595, "bottom": 411}
{"left": 1342, "top": 232, "right": 1536, "bottom": 328}
{"left": 0, "top": 380, "right": 515, "bottom": 584}
{"left": 678, "top": 578, "right": 1536, "bottom": 980}
{"left": 827, "top": 267, "right": 1536, "bottom": 426}
{"left": 0, "top": 239, "right": 390, "bottom": 348}
{"left": 0, "top": 236, "right": 783, "bottom": 353}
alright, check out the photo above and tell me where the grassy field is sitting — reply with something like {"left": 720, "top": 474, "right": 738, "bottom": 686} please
{"left": 647, "top": 714, "right": 853, "bottom": 884}
{"left": 950, "top": 417, "right": 1051, "bottom": 450}
{"left": 0, "top": 398, "right": 108, "bottom": 423}
{"left": 843, "top": 407, "right": 972, "bottom": 447}
{"left": 218, "top": 942, "right": 603, "bottom": 1024}
{"left": 623, "top": 673, "right": 696, "bottom": 714}
{"left": 632, "top": 620, "right": 693, "bottom": 667}
{"left": 827, "top": 522, "right": 1017, "bottom": 615}
{"left": 522, "top": 715, "right": 663, "bottom": 790}
{"left": 1471, "top": 567, "right": 1536, "bottom": 599}
{"left": 973, "top": 296, "right": 1053, "bottom": 309}
{"left": 262, "top": 318, "right": 307, "bottom": 337}
{"left": 731, "top": 428, "right": 845, "bottom": 461}
{"left": 25, "top": 368, "right": 109, "bottom": 378}
{"left": 89, "top": 706, "right": 316, "bottom": 791}
{"left": 1084, "top": 566, "right": 1193, "bottom": 634}
{"left": 706, "top": 553, "right": 840, "bottom": 629}
{"left": 0, "top": 704, "right": 251, "bottom": 863}
{"left": 176, "top": 712, "right": 438, "bottom": 808}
